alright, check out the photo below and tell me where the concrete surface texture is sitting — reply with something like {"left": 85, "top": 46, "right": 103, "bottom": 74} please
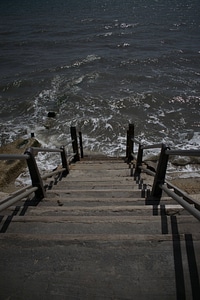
{"left": 0, "top": 156, "right": 200, "bottom": 299}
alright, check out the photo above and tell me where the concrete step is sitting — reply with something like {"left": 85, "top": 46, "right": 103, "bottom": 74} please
{"left": 45, "top": 188, "right": 150, "bottom": 199}
{"left": 60, "top": 176, "right": 135, "bottom": 182}
{"left": 78, "top": 158, "right": 124, "bottom": 161}
{"left": 0, "top": 233, "right": 199, "bottom": 300}
{"left": 1, "top": 232, "right": 200, "bottom": 242}
{"left": 59, "top": 177, "right": 136, "bottom": 183}
{"left": 45, "top": 189, "right": 170, "bottom": 200}
{"left": 67, "top": 161, "right": 132, "bottom": 173}
{"left": 2, "top": 198, "right": 177, "bottom": 218}
{"left": 70, "top": 163, "right": 129, "bottom": 169}
{"left": 52, "top": 178, "right": 152, "bottom": 187}
{"left": 18, "top": 204, "right": 189, "bottom": 217}
{"left": 38, "top": 196, "right": 178, "bottom": 207}
{"left": 1, "top": 197, "right": 177, "bottom": 216}
{"left": 55, "top": 181, "right": 154, "bottom": 191}
{"left": 1, "top": 155, "right": 200, "bottom": 299}
{"left": 1, "top": 215, "right": 199, "bottom": 235}
{"left": 78, "top": 157, "right": 126, "bottom": 163}
{"left": 66, "top": 169, "right": 132, "bottom": 177}
{"left": 49, "top": 183, "right": 148, "bottom": 190}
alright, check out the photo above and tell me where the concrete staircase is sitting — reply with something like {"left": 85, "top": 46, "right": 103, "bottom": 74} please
{"left": 0, "top": 156, "right": 200, "bottom": 299}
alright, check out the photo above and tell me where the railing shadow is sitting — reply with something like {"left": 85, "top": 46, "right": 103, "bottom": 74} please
{"left": 0, "top": 206, "right": 21, "bottom": 233}
{"left": 0, "top": 126, "right": 83, "bottom": 213}
{"left": 171, "top": 216, "right": 200, "bottom": 300}
{"left": 185, "top": 234, "right": 200, "bottom": 300}
{"left": 150, "top": 203, "right": 200, "bottom": 299}
{"left": 127, "top": 123, "right": 200, "bottom": 221}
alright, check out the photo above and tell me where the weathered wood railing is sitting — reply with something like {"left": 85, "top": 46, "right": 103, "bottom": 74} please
{"left": 1, "top": 123, "right": 200, "bottom": 221}
{"left": 0, "top": 126, "right": 82, "bottom": 211}
{"left": 126, "top": 124, "right": 200, "bottom": 221}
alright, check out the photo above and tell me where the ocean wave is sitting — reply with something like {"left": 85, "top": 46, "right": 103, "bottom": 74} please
{"left": 72, "top": 54, "right": 101, "bottom": 68}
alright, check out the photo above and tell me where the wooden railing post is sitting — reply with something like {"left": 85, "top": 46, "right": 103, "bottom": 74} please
{"left": 134, "top": 143, "right": 143, "bottom": 178}
{"left": 126, "top": 129, "right": 129, "bottom": 158}
{"left": 24, "top": 148, "right": 46, "bottom": 200}
{"left": 60, "top": 146, "right": 69, "bottom": 176}
{"left": 79, "top": 131, "right": 84, "bottom": 158}
{"left": 70, "top": 126, "right": 80, "bottom": 162}
{"left": 126, "top": 124, "right": 134, "bottom": 162}
{"left": 150, "top": 144, "right": 170, "bottom": 200}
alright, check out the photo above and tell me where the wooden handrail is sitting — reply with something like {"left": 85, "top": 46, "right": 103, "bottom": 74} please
{"left": 129, "top": 123, "right": 200, "bottom": 219}
{"left": 0, "top": 126, "right": 83, "bottom": 204}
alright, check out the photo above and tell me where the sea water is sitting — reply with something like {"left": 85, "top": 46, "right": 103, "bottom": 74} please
{"left": 0, "top": 0, "right": 200, "bottom": 177}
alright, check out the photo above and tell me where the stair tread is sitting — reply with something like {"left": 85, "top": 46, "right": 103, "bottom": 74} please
{"left": 1, "top": 232, "right": 198, "bottom": 300}
{"left": 2, "top": 214, "right": 198, "bottom": 221}
{"left": 1, "top": 215, "right": 199, "bottom": 235}
{"left": 1, "top": 155, "right": 200, "bottom": 300}
{"left": 21, "top": 204, "right": 186, "bottom": 214}
{"left": 41, "top": 198, "right": 174, "bottom": 203}
{"left": 35, "top": 198, "right": 177, "bottom": 207}
{"left": 47, "top": 187, "right": 149, "bottom": 192}
{"left": 1, "top": 232, "right": 200, "bottom": 242}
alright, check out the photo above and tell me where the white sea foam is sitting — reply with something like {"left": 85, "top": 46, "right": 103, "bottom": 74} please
{"left": 117, "top": 42, "right": 130, "bottom": 48}
{"left": 1, "top": 0, "right": 200, "bottom": 189}
{"left": 72, "top": 54, "right": 101, "bottom": 68}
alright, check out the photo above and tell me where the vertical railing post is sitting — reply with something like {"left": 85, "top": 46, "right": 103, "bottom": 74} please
{"left": 24, "top": 148, "right": 46, "bottom": 200}
{"left": 60, "top": 146, "right": 69, "bottom": 176}
{"left": 150, "top": 144, "right": 170, "bottom": 200}
{"left": 79, "top": 131, "right": 84, "bottom": 158}
{"left": 70, "top": 126, "right": 80, "bottom": 162}
{"left": 126, "top": 124, "right": 134, "bottom": 162}
{"left": 126, "top": 129, "right": 129, "bottom": 158}
{"left": 134, "top": 143, "right": 143, "bottom": 178}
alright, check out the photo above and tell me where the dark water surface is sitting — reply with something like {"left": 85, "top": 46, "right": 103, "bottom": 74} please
{"left": 0, "top": 0, "right": 200, "bottom": 163}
